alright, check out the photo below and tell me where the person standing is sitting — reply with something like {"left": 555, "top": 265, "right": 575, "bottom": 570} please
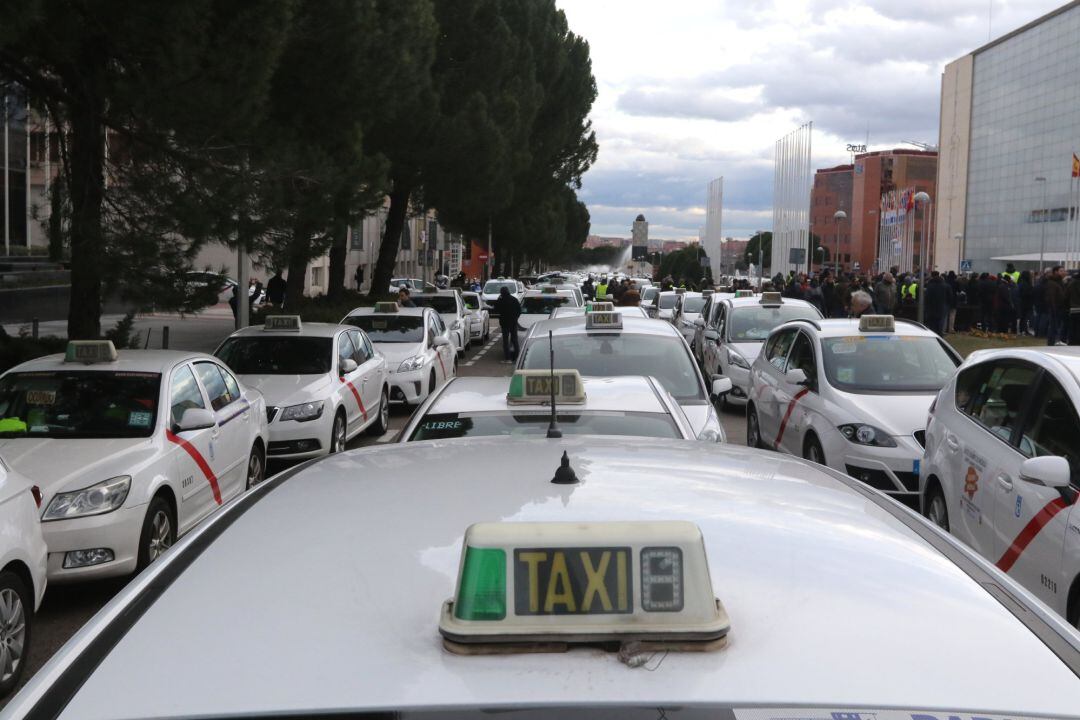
{"left": 1065, "top": 272, "right": 1080, "bottom": 346}
{"left": 1044, "top": 266, "right": 1066, "bottom": 346}
{"left": 1017, "top": 271, "right": 1034, "bottom": 335}
{"left": 873, "top": 273, "right": 897, "bottom": 315}
{"left": 924, "top": 271, "right": 950, "bottom": 336}
{"left": 493, "top": 286, "right": 522, "bottom": 362}
{"left": 354, "top": 265, "right": 365, "bottom": 292}
{"left": 266, "top": 270, "right": 287, "bottom": 308}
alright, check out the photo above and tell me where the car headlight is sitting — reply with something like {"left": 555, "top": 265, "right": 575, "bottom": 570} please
{"left": 279, "top": 400, "right": 325, "bottom": 422}
{"left": 727, "top": 349, "right": 751, "bottom": 370}
{"left": 42, "top": 476, "right": 131, "bottom": 521}
{"left": 838, "top": 423, "right": 897, "bottom": 447}
{"left": 398, "top": 356, "right": 426, "bottom": 372}
{"left": 697, "top": 428, "right": 721, "bottom": 442}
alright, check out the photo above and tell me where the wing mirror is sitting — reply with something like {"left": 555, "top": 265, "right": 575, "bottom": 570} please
{"left": 785, "top": 368, "right": 809, "bottom": 386}
{"left": 711, "top": 375, "right": 733, "bottom": 397}
{"left": 340, "top": 358, "right": 358, "bottom": 375}
{"left": 703, "top": 329, "right": 720, "bottom": 342}
{"left": 1019, "top": 456, "right": 1071, "bottom": 489}
{"left": 694, "top": 317, "right": 705, "bottom": 328}
{"left": 432, "top": 335, "right": 451, "bottom": 348}
{"left": 173, "top": 408, "right": 216, "bottom": 433}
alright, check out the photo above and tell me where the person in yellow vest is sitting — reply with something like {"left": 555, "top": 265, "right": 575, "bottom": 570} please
{"left": 1005, "top": 263, "right": 1020, "bottom": 284}
{"left": 596, "top": 279, "right": 609, "bottom": 299}
{"left": 906, "top": 280, "right": 918, "bottom": 302}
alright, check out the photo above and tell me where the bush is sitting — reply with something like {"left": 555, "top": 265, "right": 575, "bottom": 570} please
{"left": 0, "top": 334, "right": 68, "bottom": 373}
{"left": 104, "top": 312, "right": 143, "bottom": 349}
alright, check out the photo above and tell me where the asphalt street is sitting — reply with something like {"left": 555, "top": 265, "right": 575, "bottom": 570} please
{"left": 1, "top": 316, "right": 748, "bottom": 707}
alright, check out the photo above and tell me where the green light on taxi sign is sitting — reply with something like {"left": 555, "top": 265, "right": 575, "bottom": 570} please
{"left": 454, "top": 547, "right": 506, "bottom": 621}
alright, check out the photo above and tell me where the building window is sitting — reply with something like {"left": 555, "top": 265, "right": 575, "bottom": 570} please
{"left": 462, "top": 236, "right": 471, "bottom": 260}
{"left": 350, "top": 223, "right": 363, "bottom": 250}
{"left": 311, "top": 267, "right": 323, "bottom": 287}
{"left": 401, "top": 221, "right": 411, "bottom": 250}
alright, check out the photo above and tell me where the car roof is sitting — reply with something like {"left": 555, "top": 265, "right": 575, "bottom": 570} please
{"left": 344, "top": 306, "right": 428, "bottom": 318}
{"left": 527, "top": 315, "right": 682, "bottom": 339}
{"left": 226, "top": 322, "right": 348, "bottom": 339}
{"left": 724, "top": 295, "right": 819, "bottom": 310}
{"left": 967, "top": 345, "right": 1080, "bottom": 385}
{"left": 423, "top": 375, "right": 671, "bottom": 414}
{"left": 550, "top": 306, "right": 649, "bottom": 318}
{"left": 5, "top": 349, "right": 211, "bottom": 375}
{"left": 804, "top": 318, "right": 940, "bottom": 339}
{"left": 22, "top": 436, "right": 1080, "bottom": 719}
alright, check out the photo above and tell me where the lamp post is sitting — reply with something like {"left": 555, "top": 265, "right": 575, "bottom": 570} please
{"left": 1035, "top": 176, "right": 1047, "bottom": 273}
{"left": 914, "top": 191, "right": 931, "bottom": 324}
{"left": 833, "top": 210, "right": 847, "bottom": 277}
{"left": 954, "top": 233, "right": 963, "bottom": 274}
{"left": 814, "top": 246, "right": 825, "bottom": 273}
{"left": 756, "top": 230, "right": 765, "bottom": 289}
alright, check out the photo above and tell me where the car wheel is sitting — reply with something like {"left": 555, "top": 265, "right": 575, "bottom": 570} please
{"left": 245, "top": 444, "right": 265, "bottom": 490}
{"left": 924, "top": 485, "right": 949, "bottom": 532}
{"left": 803, "top": 434, "right": 825, "bottom": 466}
{"left": 330, "top": 411, "right": 347, "bottom": 454}
{"left": 367, "top": 387, "right": 390, "bottom": 436}
{"left": 137, "top": 495, "right": 175, "bottom": 570}
{"left": 747, "top": 405, "right": 765, "bottom": 449}
{"left": 0, "top": 570, "right": 31, "bottom": 697}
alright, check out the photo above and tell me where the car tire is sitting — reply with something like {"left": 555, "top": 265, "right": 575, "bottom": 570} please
{"left": 803, "top": 434, "right": 825, "bottom": 466}
{"left": 245, "top": 443, "right": 265, "bottom": 490}
{"left": 0, "top": 570, "right": 32, "bottom": 698}
{"left": 367, "top": 387, "right": 390, "bottom": 436}
{"left": 747, "top": 405, "right": 765, "bottom": 449}
{"left": 137, "top": 495, "right": 175, "bottom": 571}
{"left": 924, "top": 484, "right": 949, "bottom": 532}
{"left": 330, "top": 411, "right": 347, "bottom": 454}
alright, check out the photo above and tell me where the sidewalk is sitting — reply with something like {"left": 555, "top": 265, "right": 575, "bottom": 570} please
{"left": 3, "top": 304, "right": 238, "bottom": 354}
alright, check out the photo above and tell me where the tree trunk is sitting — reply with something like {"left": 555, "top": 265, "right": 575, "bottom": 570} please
{"left": 368, "top": 180, "right": 411, "bottom": 302}
{"left": 284, "top": 231, "right": 311, "bottom": 311}
{"left": 66, "top": 95, "right": 106, "bottom": 339}
{"left": 326, "top": 193, "right": 350, "bottom": 302}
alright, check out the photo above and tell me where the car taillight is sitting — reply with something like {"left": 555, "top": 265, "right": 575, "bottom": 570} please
{"left": 31, "top": 485, "right": 43, "bottom": 508}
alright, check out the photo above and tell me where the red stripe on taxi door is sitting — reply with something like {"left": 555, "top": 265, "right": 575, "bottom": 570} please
{"left": 165, "top": 429, "right": 222, "bottom": 505}
{"left": 342, "top": 378, "right": 367, "bottom": 421}
{"left": 774, "top": 388, "right": 810, "bottom": 448}
{"left": 435, "top": 351, "right": 447, "bottom": 379}
{"left": 995, "top": 495, "right": 1070, "bottom": 573}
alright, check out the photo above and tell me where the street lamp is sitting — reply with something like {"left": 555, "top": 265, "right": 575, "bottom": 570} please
{"left": 1035, "top": 176, "right": 1047, "bottom": 273}
{"left": 756, "top": 230, "right": 765, "bottom": 289}
{"left": 814, "top": 246, "right": 825, "bottom": 272}
{"left": 914, "top": 191, "right": 931, "bottom": 325}
{"left": 833, "top": 210, "right": 847, "bottom": 276}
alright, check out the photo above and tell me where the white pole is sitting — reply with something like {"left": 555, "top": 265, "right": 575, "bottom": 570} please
{"left": 237, "top": 243, "right": 249, "bottom": 330}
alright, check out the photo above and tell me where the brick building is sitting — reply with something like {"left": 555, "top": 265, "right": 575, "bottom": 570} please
{"left": 809, "top": 164, "right": 854, "bottom": 271}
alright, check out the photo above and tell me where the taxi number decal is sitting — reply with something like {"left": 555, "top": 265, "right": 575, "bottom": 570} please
{"left": 514, "top": 547, "right": 632, "bottom": 615}
{"left": 25, "top": 390, "right": 56, "bottom": 405}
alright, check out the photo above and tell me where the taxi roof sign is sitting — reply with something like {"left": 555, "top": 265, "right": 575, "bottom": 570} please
{"left": 702, "top": 289, "right": 715, "bottom": 296}
{"left": 587, "top": 301, "right": 615, "bottom": 312}
{"left": 439, "top": 521, "right": 730, "bottom": 652}
{"left": 734, "top": 289, "right": 754, "bottom": 298}
{"left": 373, "top": 301, "right": 399, "bottom": 313}
{"left": 507, "top": 369, "right": 586, "bottom": 405}
{"left": 263, "top": 315, "right": 302, "bottom": 332}
{"left": 675, "top": 288, "right": 686, "bottom": 295}
{"left": 541, "top": 286, "right": 559, "bottom": 294}
{"left": 859, "top": 314, "right": 896, "bottom": 332}
{"left": 64, "top": 340, "right": 118, "bottom": 364}
{"left": 759, "top": 292, "right": 783, "bottom": 306}
{"left": 585, "top": 310, "right": 623, "bottom": 331}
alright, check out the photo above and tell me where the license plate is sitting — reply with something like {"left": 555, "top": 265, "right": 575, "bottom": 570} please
{"left": 514, "top": 547, "right": 632, "bottom": 615}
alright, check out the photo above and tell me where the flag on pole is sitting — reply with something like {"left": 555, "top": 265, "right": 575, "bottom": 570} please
{"left": 1072, "top": 152, "right": 1080, "bottom": 178}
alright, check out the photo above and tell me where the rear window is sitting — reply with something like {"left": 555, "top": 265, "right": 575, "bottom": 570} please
{"left": 484, "top": 281, "right": 518, "bottom": 294}
{"left": 522, "top": 296, "right": 569, "bottom": 314}
{"left": 344, "top": 315, "right": 425, "bottom": 343}
{"left": 411, "top": 295, "right": 458, "bottom": 314}
{"left": 409, "top": 412, "right": 681, "bottom": 441}
{"left": 216, "top": 337, "right": 332, "bottom": 375}
{"left": 462, "top": 295, "right": 480, "bottom": 310}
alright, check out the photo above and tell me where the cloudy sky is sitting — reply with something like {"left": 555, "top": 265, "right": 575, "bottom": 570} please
{"left": 557, "top": 0, "right": 1066, "bottom": 241}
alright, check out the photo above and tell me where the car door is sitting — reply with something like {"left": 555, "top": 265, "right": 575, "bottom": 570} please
{"left": 693, "top": 297, "right": 711, "bottom": 362}
{"left": 350, "top": 328, "right": 384, "bottom": 426}
{"left": 335, "top": 331, "right": 368, "bottom": 433}
{"left": 191, "top": 361, "right": 250, "bottom": 501}
{"left": 753, "top": 327, "right": 798, "bottom": 445}
{"left": 951, "top": 359, "right": 1040, "bottom": 559}
{"left": 775, "top": 330, "right": 819, "bottom": 455}
{"left": 166, "top": 363, "right": 220, "bottom": 529}
{"left": 990, "top": 369, "right": 1080, "bottom": 611}
{"left": 706, "top": 304, "right": 727, "bottom": 375}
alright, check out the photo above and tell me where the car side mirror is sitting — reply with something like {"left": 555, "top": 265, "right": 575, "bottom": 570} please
{"left": 173, "top": 408, "right": 216, "bottom": 433}
{"left": 785, "top": 368, "right": 809, "bottom": 386}
{"left": 694, "top": 317, "right": 705, "bottom": 328}
{"left": 340, "top": 358, "right": 358, "bottom": 375}
{"left": 432, "top": 335, "right": 451, "bottom": 348}
{"left": 711, "top": 375, "right": 733, "bottom": 397}
{"left": 1019, "top": 456, "right": 1071, "bottom": 489}
{"left": 703, "top": 329, "right": 719, "bottom": 342}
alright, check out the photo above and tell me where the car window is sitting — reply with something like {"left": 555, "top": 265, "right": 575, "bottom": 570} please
{"left": 350, "top": 330, "right": 371, "bottom": 363}
{"left": 170, "top": 365, "right": 206, "bottom": 426}
{"left": 820, "top": 336, "right": 959, "bottom": 394}
{"left": 216, "top": 336, "right": 333, "bottom": 374}
{"left": 219, "top": 365, "right": 242, "bottom": 401}
{"left": 1018, "top": 375, "right": 1080, "bottom": 485}
{"left": 765, "top": 329, "right": 797, "bottom": 372}
{"left": 715, "top": 306, "right": 727, "bottom": 335}
{"left": 966, "top": 361, "right": 1039, "bottom": 443}
{"left": 787, "top": 332, "right": 817, "bottom": 385}
{"left": 193, "top": 362, "right": 236, "bottom": 412}
{"left": 954, "top": 363, "right": 987, "bottom": 415}
{"left": 344, "top": 315, "right": 424, "bottom": 343}
{"left": 433, "top": 313, "right": 447, "bottom": 334}
{"left": 730, "top": 304, "right": 821, "bottom": 342}
{"left": 337, "top": 333, "right": 358, "bottom": 370}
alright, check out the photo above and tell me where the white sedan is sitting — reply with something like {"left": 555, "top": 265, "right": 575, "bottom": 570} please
{"left": 0, "top": 457, "right": 46, "bottom": 696}
{"left": 0, "top": 341, "right": 268, "bottom": 582}
{"left": 920, "top": 346, "right": 1080, "bottom": 628}
{"left": 410, "top": 291, "right": 471, "bottom": 357}
{"left": 343, "top": 303, "right": 456, "bottom": 406}
{"left": 214, "top": 317, "right": 390, "bottom": 459}
{"left": 747, "top": 315, "right": 961, "bottom": 507}
{"left": 461, "top": 291, "right": 491, "bottom": 344}
{"left": 517, "top": 287, "right": 582, "bottom": 334}
{"left": 481, "top": 278, "right": 524, "bottom": 314}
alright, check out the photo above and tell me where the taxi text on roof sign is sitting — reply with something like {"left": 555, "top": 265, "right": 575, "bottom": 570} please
{"left": 734, "top": 289, "right": 754, "bottom": 298}
{"left": 64, "top": 340, "right": 118, "bottom": 364}
{"left": 859, "top": 314, "right": 896, "bottom": 332}
{"left": 438, "top": 521, "right": 730, "bottom": 652}
{"left": 587, "top": 301, "right": 615, "bottom": 312}
{"left": 263, "top": 315, "right": 302, "bottom": 332}
{"left": 507, "top": 370, "right": 586, "bottom": 405}
{"left": 759, "top": 292, "right": 783, "bottom": 306}
{"left": 585, "top": 310, "right": 623, "bottom": 331}
{"left": 374, "top": 301, "right": 399, "bottom": 313}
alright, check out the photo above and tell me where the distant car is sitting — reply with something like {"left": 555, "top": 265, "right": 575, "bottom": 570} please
{"left": 517, "top": 287, "right": 582, "bottom": 334}
{"left": 0, "top": 457, "right": 47, "bottom": 697}
{"left": 676, "top": 291, "right": 706, "bottom": 346}
{"left": 389, "top": 277, "right": 436, "bottom": 293}
{"left": 481, "top": 278, "right": 524, "bottom": 314}
{"left": 184, "top": 270, "right": 235, "bottom": 305}
{"left": 650, "top": 290, "right": 682, "bottom": 322}
{"left": 460, "top": 291, "right": 491, "bottom": 344}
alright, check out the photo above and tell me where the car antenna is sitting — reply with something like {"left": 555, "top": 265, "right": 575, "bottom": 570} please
{"left": 546, "top": 329, "right": 562, "bottom": 439}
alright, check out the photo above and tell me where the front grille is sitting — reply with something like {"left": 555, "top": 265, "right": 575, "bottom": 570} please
{"left": 268, "top": 439, "right": 321, "bottom": 456}
{"left": 266, "top": 407, "right": 279, "bottom": 423}
{"left": 913, "top": 430, "right": 926, "bottom": 448}
{"left": 845, "top": 465, "right": 919, "bottom": 493}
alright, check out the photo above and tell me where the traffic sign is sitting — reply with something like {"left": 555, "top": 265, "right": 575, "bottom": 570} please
{"left": 960, "top": 259, "right": 973, "bottom": 272}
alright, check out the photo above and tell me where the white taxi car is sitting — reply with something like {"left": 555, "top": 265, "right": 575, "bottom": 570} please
{"left": 214, "top": 317, "right": 390, "bottom": 459}
{"left": 650, "top": 289, "right": 683, "bottom": 322}
{"left": 518, "top": 311, "right": 730, "bottom": 441}
{"left": 676, "top": 291, "right": 706, "bottom": 346}
{"left": 461, "top": 291, "right": 491, "bottom": 344}
{"left": 0, "top": 457, "right": 46, "bottom": 696}
{"left": 920, "top": 346, "right": 1080, "bottom": 627}
{"left": 342, "top": 303, "right": 456, "bottom": 406}
{"left": 702, "top": 292, "right": 821, "bottom": 407}
{"left": 517, "top": 287, "right": 582, "bottom": 334}
{"left": 411, "top": 291, "right": 471, "bottom": 356}
{"left": 481, "top": 278, "right": 524, "bottom": 314}
{"left": 7, "top": 436, "right": 1080, "bottom": 720}
{"left": 0, "top": 341, "right": 268, "bottom": 582}
{"left": 690, "top": 290, "right": 735, "bottom": 364}
{"left": 550, "top": 304, "right": 649, "bottom": 319}
{"left": 747, "top": 315, "right": 961, "bottom": 506}
{"left": 401, "top": 370, "right": 697, "bottom": 441}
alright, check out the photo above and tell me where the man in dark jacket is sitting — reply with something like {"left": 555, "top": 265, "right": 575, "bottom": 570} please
{"left": 923, "top": 272, "right": 951, "bottom": 336}
{"left": 266, "top": 270, "right": 287, "bottom": 308}
{"left": 1065, "top": 272, "right": 1080, "bottom": 345}
{"left": 493, "top": 287, "right": 522, "bottom": 361}
{"left": 1045, "top": 267, "right": 1066, "bottom": 346}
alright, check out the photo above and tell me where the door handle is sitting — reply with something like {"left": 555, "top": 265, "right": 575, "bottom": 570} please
{"left": 996, "top": 473, "right": 1013, "bottom": 491}
{"left": 945, "top": 435, "right": 960, "bottom": 452}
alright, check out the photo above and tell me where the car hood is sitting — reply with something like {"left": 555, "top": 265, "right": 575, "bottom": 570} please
{"left": 0, "top": 437, "right": 158, "bottom": 501}
{"left": 838, "top": 390, "right": 935, "bottom": 436}
{"left": 236, "top": 375, "right": 332, "bottom": 408}
{"left": 373, "top": 342, "right": 424, "bottom": 367}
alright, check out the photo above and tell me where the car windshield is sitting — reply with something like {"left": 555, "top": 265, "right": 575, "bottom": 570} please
{"left": 409, "top": 412, "right": 681, "bottom": 441}
{"left": 658, "top": 295, "right": 677, "bottom": 309}
{"left": 462, "top": 295, "right": 480, "bottom": 310}
{"left": 0, "top": 371, "right": 161, "bottom": 439}
{"left": 215, "top": 337, "right": 332, "bottom": 375}
{"left": 521, "top": 334, "right": 704, "bottom": 401}
{"left": 484, "top": 281, "right": 518, "bottom": 294}
{"left": 522, "top": 296, "right": 569, "bottom": 314}
{"left": 730, "top": 305, "right": 820, "bottom": 341}
{"left": 821, "top": 335, "right": 960, "bottom": 393}
{"left": 345, "top": 315, "right": 424, "bottom": 343}
{"left": 683, "top": 297, "right": 706, "bottom": 313}
{"left": 410, "top": 295, "right": 458, "bottom": 314}
{"left": 641, "top": 287, "right": 658, "bottom": 302}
